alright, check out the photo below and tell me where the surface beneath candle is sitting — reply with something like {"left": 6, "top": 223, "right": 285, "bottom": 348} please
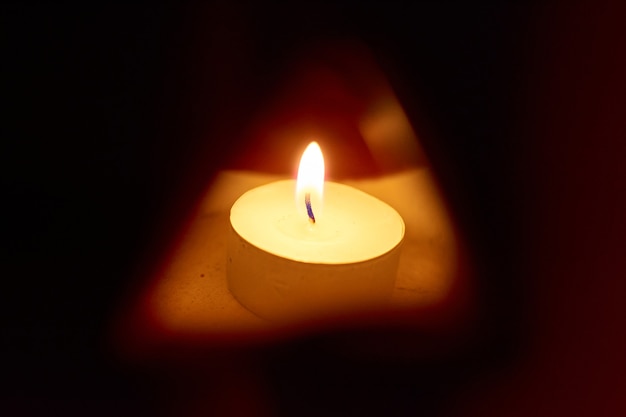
{"left": 230, "top": 180, "right": 405, "bottom": 264}
{"left": 115, "top": 169, "right": 467, "bottom": 347}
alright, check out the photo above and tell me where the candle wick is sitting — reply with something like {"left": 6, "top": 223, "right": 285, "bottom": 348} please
{"left": 305, "top": 192, "right": 316, "bottom": 224}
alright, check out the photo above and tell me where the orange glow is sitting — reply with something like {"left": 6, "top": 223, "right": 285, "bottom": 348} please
{"left": 296, "top": 141, "right": 325, "bottom": 221}
{"left": 112, "top": 41, "right": 474, "bottom": 358}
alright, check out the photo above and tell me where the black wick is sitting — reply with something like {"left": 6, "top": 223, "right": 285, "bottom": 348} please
{"left": 305, "top": 192, "right": 316, "bottom": 223}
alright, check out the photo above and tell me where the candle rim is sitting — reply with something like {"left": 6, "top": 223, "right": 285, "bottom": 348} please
{"left": 231, "top": 179, "right": 405, "bottom": 264}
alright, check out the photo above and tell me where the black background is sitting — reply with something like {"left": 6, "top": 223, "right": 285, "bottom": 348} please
{"left": 2, "top": 2, "right": 625, "bottom": 416}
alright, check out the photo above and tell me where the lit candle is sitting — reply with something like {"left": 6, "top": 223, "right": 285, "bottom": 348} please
{"left": 227, "top": 142, "right": 405, "bottom": 321}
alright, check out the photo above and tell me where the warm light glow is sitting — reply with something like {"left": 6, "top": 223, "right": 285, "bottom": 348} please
{"left": 296, "top": 141, "right": 325, "bottom": 221}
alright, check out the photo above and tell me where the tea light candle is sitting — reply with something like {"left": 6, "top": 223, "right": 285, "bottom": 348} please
{"left": 227, "top": 142, "right": 405, "bottom": 321}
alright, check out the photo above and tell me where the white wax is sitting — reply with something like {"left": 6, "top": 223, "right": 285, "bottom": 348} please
{"left": 227, "top": 180, "right": 405, "bottom": 321}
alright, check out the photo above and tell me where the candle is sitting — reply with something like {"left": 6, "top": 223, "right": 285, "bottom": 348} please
{"left": 227, "top": 142, "right": 405, "bottom": 321}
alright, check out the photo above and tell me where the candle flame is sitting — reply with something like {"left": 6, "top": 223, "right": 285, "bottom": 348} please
{"left": 296, "top": 141, "right": 324, "bottom": 222}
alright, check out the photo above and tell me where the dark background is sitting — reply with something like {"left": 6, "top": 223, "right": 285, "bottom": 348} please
{"left": 2, "top": 2, "right": 625, "bottom": 416}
